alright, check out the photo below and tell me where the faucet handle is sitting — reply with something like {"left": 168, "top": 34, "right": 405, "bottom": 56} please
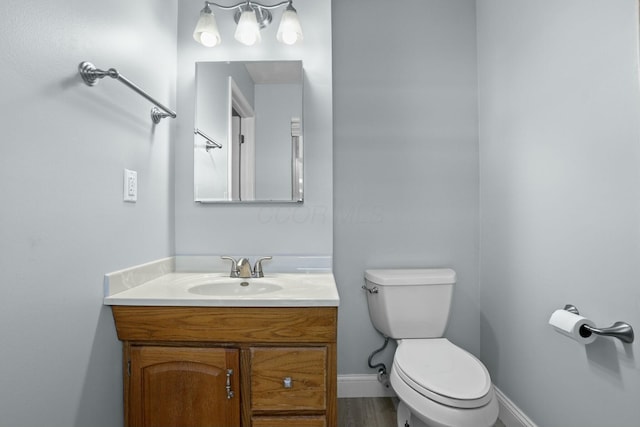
{"left": 253, "top": 256, "right": 272, "bottom": 278}
{"left": 220, "top": 256, "right": 239, "bottom": 278}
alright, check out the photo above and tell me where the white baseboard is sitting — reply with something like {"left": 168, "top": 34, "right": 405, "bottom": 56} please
{"left": 337, "top": 374, "right": 396, "bottom": 398}
{"left": 338, "top": 376, "right": 537, "bottom": 427}
{"left": 494, "top": 386, "right": 538, "bottom": 427}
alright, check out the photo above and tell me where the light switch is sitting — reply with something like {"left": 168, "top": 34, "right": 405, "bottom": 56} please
{"left": 124, "top": 169, "right": 137, "bottom": 202}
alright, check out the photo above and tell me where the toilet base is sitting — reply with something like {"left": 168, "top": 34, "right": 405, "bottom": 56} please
{"left": 397, "top": 401, "right": 429, "bottom": 427}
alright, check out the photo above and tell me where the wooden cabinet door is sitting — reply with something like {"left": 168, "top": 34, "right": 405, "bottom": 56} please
{"left": 128, "top": 346, "right": 240, "bottom": 427}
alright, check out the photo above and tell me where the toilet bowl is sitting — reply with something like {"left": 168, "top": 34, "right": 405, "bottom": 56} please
{"left": 391, "top": 339, "right": 498, "bottom": 427}
{"left": 363, "top": 269, "right": 498, "bottom": 427}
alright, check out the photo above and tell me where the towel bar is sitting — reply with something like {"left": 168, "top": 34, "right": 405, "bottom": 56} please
{"left": 78, "top": 61, "right": 176, "bottom": 124}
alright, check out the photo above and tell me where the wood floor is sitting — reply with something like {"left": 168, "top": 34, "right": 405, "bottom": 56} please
{"left": 337, "top": 397, "right": 506, "bottom": 427}
{"left": 338, "top": 397, "right": 397, "bottom": 426}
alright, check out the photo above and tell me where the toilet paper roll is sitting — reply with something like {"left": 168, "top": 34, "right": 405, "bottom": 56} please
{"left": 548, "top": 309, "right": 597, "bottom": 344}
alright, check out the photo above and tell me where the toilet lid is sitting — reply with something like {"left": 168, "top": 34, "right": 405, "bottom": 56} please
{"left": 393, "top": 339, "right": 492, "bottom": 409}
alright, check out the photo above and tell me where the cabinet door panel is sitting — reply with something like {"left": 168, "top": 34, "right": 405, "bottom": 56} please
{"left": 252, "top": 415, "right": 326, "bottom": 427}
{"left": 251, "top": 347, "right": 326, "bottom": 411}
{"left": 129, "top": 346, "right": 240, "bottom": 427}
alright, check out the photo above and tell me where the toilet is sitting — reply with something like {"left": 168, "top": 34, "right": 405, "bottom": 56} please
{"left": 364, "top": 268, "right": 499, "bottom": 427}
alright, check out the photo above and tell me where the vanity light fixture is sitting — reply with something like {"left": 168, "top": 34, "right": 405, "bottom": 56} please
{"left": 193, "top": 0, "right": 303, "bottom": 47}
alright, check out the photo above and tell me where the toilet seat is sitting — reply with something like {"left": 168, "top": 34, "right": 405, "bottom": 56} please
{"left": 393, "top": 339, "right": 492, "bottom": 409}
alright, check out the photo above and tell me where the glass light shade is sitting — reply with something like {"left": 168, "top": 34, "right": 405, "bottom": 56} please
{"left": 193, "top": 9, "right": 221, "bottom": 47}
{"left": 276, "top": 6, "right": 303, "bottom": 45}
{"left": 234, "top": 9, "right": 261, "bottom": 46}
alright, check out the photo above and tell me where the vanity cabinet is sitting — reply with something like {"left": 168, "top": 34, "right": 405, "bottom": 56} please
{"left": 112, "top": 306, "right": 337, "bottom": 427}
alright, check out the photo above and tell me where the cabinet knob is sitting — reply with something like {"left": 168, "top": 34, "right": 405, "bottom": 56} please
{"left": 283, "top": 377, "right": 293, "bottom": 388}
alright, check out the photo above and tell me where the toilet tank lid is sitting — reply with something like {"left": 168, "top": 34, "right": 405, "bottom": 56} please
{"left": 365, "top": 268, "right": 456, "bottom": 286}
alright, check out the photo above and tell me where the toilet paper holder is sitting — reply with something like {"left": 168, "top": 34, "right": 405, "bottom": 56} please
{"left": 563, "top": 304, "right": 634, "bottom": 344}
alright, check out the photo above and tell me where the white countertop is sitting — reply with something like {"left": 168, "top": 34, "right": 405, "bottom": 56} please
{"left": 103, "top": 257, "right": 339, "bottom": 307}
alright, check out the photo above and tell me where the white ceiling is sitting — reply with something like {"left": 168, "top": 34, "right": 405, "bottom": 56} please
{"left": 244, "top": 61, "right": 303, "bottom": 84}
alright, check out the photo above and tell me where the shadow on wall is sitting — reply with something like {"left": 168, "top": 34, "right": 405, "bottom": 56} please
{"left": 480, "top": 313, "right": 499, "bottom": 386}
{"left": 74, "top": 307, "right": 122, "bottom": 427}
{"left": 585, "top": 337, "right": 636, "bottom": 386}
{"left": 60, "top": 68, "right": 154, "bottom": 136}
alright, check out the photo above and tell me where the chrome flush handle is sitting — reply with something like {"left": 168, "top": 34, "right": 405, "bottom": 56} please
{"left": 362, "top": 284, "right": 378, "bottom": 294}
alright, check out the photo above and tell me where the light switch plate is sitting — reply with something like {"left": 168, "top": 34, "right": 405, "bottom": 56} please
{"left": 123, "top": 169, "right": 137, "bottom": 202}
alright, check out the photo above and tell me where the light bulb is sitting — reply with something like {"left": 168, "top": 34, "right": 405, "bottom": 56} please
{"left": 199, "top": 31, "right": 219, "bottom": 47}
{"left": 193, "top": 7, "right": 221, "bottom": 47}
{"left": 234, "top": 8, "right": 261, "bottom": 46}
{"left": 277, "top": 4, "right": 303, "bottom": 45}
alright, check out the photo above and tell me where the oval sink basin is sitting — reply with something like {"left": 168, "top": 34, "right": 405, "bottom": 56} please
{"left": 188, "top": 278, "right": 283, "bottom": 296}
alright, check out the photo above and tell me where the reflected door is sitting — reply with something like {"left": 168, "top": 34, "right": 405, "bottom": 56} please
{"left": 230, "top": 116, "right": 255, "bottom": 201}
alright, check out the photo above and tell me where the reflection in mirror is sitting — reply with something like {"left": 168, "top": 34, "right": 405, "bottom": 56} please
{"left": 194, "top": 60, "right": 303, "bottom": 203}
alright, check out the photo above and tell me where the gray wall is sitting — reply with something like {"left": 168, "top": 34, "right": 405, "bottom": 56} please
{"left": 0, "top": 1, "right": 177, "bottom": 426}
{"left": 175, "top": 0, "right": 333, "bottom": 255}
{"left": 254, "top": 83, "right": 302, "bottom": 200}
{"left": 333, "top": 0, "right": 480, "bottom": 374}
{"left": 477, "top": 0, "right": 640, "bottom": 425}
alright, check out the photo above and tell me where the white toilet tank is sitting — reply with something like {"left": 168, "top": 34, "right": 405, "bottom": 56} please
{"left": 364, "top": 268, "right": 456, "bottom": 339}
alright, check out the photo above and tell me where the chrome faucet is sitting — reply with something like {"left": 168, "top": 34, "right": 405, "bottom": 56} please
{"left": 236, "top": 258, "right": 252, "bottom": 278}
{"left": 221, "top": 256, "right": 272, "bottom": 278}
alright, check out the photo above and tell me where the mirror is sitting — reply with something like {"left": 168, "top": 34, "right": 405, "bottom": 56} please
{"left": 194, "top": 60, "right": 303, "bottom": 203}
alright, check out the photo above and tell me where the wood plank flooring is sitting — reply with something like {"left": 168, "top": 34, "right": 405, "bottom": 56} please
{"left": 337, "top": 397, "right": 506, "bottom": 427}
{"left": 338, "top": 398, "right": 396, "bottom": 427}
